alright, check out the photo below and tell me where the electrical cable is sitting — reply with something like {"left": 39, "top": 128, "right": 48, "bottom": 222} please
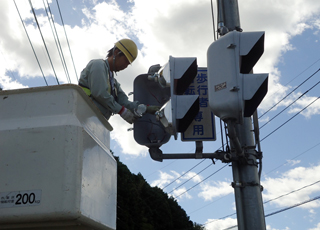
{"left": 189, "top": 193, "right": 230, "bottom": 214}
{"left": 264, "top": 179, "right": 320, "bottom": 205}
{"left": 29, "top": 0, "right": 60, "bottom": 85}
{"left": 10, "top": 2, "right": 320, "bottom": 228}
{"left": 152, "top": 28, "right": 320, "bottom": 230}
{"left": 283, "top": 57, "right": 320, "bottom": 88}
{"left": 13, "top": 0, "right": 48, "bottom": 86}
{"left": 210, "top": 0, "right": 216, "bottom": 41}
{"left": 265, "top": 194, "right": 320, "bottom": 217}
{"left": 56, "top": 0, "right": 79, "bottom": 81}
{"left": 167, "top": 161, "right": 213, "bottom": 194}
{"left": 261, "top": 95, "right": 320, "bottom": 142}
{"left": 221, "top": 193, "right": 320, "bottom": 229}
{"left": 265, "top": 141, "right": 320, "bottom": 175}
{"left": 220, "top": 119, "right": 225, "bottom": 151}
{"left": 216, "top": 194, "right": 320, "bottom": 230}
{"left": 260, "top": 68, "right": 320, "bottom": 128}
{"left": 161, "top": 159, "right": 206, "bottom": 190}
{"left": 259, "top": 67, "right": 320, "bottom": 119}
{"left": 164, "top": 62, "right": 320, "bottom": 220}
{"left": 204, "top": 177, "right": 320, "bottom": 228}
{"left": 195, "top": 176, "right": 320, "bottom": 225}
{"left": 173, "top": 163, "right": 229, "bottom": 199}
{"left": 145, "top": 160, "right": 178, "bottom": 178}
{"left": 200, "top": 100, "right": 320, "bottom": 228}
{"left": 148, "top": 114, "right": 225, "bottom": 195}
{"left": 42, "top": 0, "right": 69, "bottom": 83}
{"left": 144, "top": 37, "right": 319, "bottom": 201}
{"left": 43, "top": 0, "right": 71, "bottom": 83}
{"left": 201, "top": 143, "right": 320, "bottom": 229}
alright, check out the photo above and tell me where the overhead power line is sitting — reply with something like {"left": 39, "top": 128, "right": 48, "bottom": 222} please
{"left": 260, "top": 68, "right": 320, "bottom": 129}
{"left": 259, "top": 62, "right": 320, "bottom": 119}
{"left": 161, "top": 66, "right": 320, "bottom": 199}
{"left": 220, "top": 194, "right": 320, "bottom": 230}
{"left": 161, "top": 159, "right": 206, "bottom": 190}
{"left": 168, "top": 161, "right": 213, "bottom": 194}
{"left": 264, "top": 179, "right": 320, "bottom": 205}
{"left": 173, "top": 64, "right": 320, "bottom": 198}
{"left": 205, "top": 178, "right": 320, "bottom": 228}
{"left": 13, "top": 0, "right": 48, "bottom": 86}
{"left": 265, "top": 194, "right": 320, "bottom": 217}
{"left": 283, "top": 57, "right": 320, "bottom": 87}
{"left": 56, "top": 0, "right": 79, "bottom": 81}
{"left": 266, "top": 141, "right": 320, "bottom": 175}
{"left": 193, "top": 145, "right": 320, "bottom": 217}
{"left": 189, "top": 193, "right": 230, "bottom": 214}
{"left": 29, "top": 0, "right": 60, "bottom": 85}
{"left": 210, "top": 0, "right": 217, "bottom": 41}
{"left": 178, "top": 86, "right": 320, "bottom": 200}
{"left": 174, "top": 163, "right": 229, "bottom": 199}
{"left": 43, "top": 0, "right": 71, "bottom": 83}
{"left": 160, "top": 63, "right": 320, "bottom": 207}
{"left": 261, "top": 95, "right": 320, "bottom": 141}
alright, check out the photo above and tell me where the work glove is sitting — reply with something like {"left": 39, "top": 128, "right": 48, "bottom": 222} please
{"left": 119, "top": 107, "right": 136, "bottom": 124}
{"left": 146, "top": 105, "right": 161, "bottom": 114}
{"left": 134, "top": 104, "right": 147, "bottom": 117}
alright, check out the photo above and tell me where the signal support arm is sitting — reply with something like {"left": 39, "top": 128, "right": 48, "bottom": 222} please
{"left": 148, "top": 141, "right": 235, "bottom": 162}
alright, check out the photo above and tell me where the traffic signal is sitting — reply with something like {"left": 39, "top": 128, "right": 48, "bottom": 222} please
{"left": 133, "top": 71, "right": 171, "bottom": 148}
{"left": 153, "top": 56, "right": 199, "bottom": 139}
{"left": 207, "top": 31, "right": 268, "bottom": 123}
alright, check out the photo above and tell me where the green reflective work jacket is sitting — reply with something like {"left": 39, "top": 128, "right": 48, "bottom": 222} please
{"left": 78, "top": 59, "right": 138, "bottom": 119}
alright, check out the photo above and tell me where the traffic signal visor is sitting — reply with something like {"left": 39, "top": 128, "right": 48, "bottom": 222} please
{"left": 152, "top": 56, "right": 200, "bottom": 139}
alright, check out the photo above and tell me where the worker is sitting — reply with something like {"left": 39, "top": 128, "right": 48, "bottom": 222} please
{"left": 79, "top": 38, "right": 158, "bottom": 124}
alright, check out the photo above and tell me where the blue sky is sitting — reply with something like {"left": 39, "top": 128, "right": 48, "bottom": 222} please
{"left": 1, "top": 0, "right": 320, "bottom": 229}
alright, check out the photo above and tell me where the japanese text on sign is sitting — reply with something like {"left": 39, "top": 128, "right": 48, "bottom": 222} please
{"left": 182, "top": 68, "right": 216, "bottom": 141}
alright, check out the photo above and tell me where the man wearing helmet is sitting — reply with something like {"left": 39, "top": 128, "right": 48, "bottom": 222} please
{"left": 79, "top": 38, "right": 146, "bottom": 124}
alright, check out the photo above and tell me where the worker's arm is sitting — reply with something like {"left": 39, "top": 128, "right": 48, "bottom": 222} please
{"left": 87, "top": 60, "right": 123, "bottom": 114}
{"left": 114, "top": 79, "right": 139, "bottom": 112}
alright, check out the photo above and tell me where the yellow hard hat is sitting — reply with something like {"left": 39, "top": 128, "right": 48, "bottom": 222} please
{"left": 115, "top": 39, "right": 138, "bottom": 63}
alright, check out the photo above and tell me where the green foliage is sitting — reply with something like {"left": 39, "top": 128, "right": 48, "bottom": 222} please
{"left": 115, "top": 156, "right": 202, "bottom": 230}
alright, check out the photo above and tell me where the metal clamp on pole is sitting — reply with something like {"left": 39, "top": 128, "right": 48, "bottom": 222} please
{"left": 195, "top": 141, "right": 203, "bottom": 159}
{"left": 227, "top": 120, "right": 243, "bottom": 156}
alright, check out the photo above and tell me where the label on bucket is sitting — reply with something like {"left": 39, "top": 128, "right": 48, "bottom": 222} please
{"left": 0, "top": 189, "right": 42, "bottom": 208}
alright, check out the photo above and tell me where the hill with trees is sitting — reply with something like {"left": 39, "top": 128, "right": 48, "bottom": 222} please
{"left": 115, "top": 156, "right": 204, "bottom": 230}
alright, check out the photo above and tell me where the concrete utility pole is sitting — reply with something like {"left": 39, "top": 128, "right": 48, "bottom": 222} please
{"left": 217, "top": 1, "right": 266, "bottom": 229}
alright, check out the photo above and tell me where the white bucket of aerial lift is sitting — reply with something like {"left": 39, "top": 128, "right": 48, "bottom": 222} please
{"left": 0, "top": 84, "right": 116, "bottom": 230}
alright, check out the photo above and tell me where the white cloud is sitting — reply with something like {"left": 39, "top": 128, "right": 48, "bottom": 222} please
{"left": 266, "top": 226, "right": 290, "bottom": 230}
{"left": 286, "top": 159, "right": 301, "bottom": 166}
{"left": 1, "top": 0, "right": 320, "bottom": 155}
{"left": 263, "top": 163, "right": 320, "bottom": 209}
{"left": 150, "top": 170, "right": 203, "bottom": 189}
{"left": 288, "top": 96, "right": 320, "bottom": 118}
{"left": 309, "top": 222, "right": 320, "bottom": 230}
{"left": 204, "top": 216, "right": 291, "bottom": 230}
{"left": 205, "top": 217, "right": 237, "bottom": 230}
{"left": 182, "top": 171, "right": 202, "bottom": 183}
{"left": 170, "top": 187, "right": 192, "bottom": 200}
{"left": 150, "top": 170, "right": 175, "bottom": 188}
{"left": 150, "top": 169, "right": 205, "bottom": 200}
{"left": 0, "top": 75, "right": 27, "bottom": 90}
{"left": 109, "top": 115, "right": 148, "bottom": 155}
{"left": 199, "top": 180, "right": 233, "bottom": 201}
